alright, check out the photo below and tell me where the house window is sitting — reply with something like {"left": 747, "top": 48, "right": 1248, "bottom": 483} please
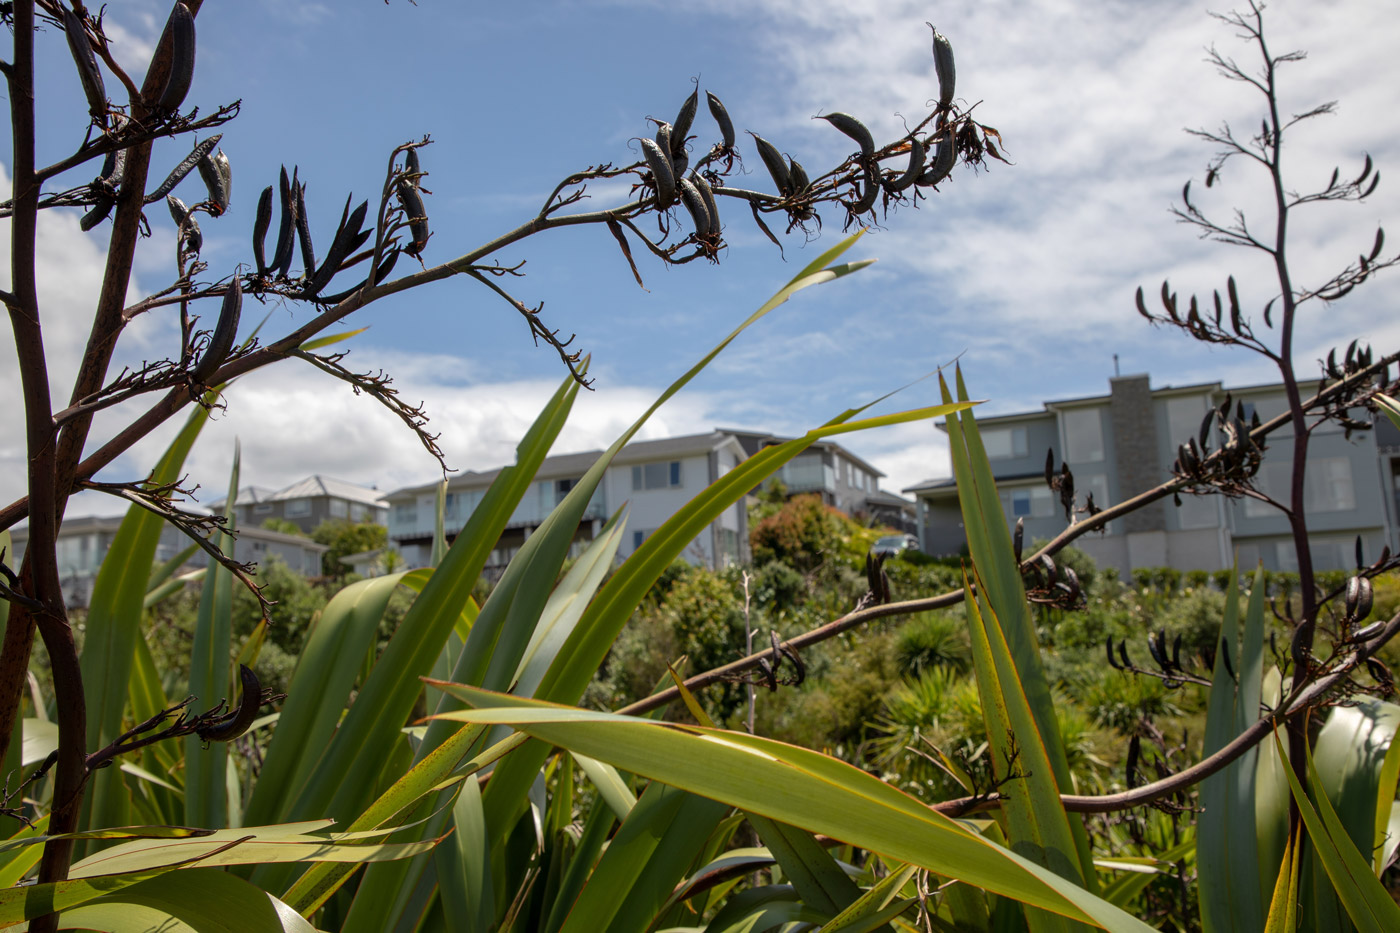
{"left": 1245, "top": 457, "right": 1356, "bottom": 517}
{"left": 329, "top": 498, "right": 348, "bottom": 518}
{"left": 284, "top": 499, "right": 311, "bottom": 518}
{"left": 983, "top": 426, "right": 1029, "bottom": 460}
{"left": 1062, "top": 409, "right": 1105, "bottom": 463}
{"left": 556, "top": 478, "right": 578, "bottom": 504}
{"left": 394, "top": 503, "right": 417, "bottom": 525}
{"left": 254, "top": 503, "right": 273, "bottom": 514}
{"left": 632, "top": 461, "right": 681, "bottom": 491}
{"left": 350, "top": 503, "right": 368, "bottom": 521}
{"left": 1005, "top": 486, "right": 1054, "bottom": 519}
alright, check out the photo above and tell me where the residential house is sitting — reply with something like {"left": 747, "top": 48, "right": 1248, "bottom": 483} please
{"left": 724, "top": 430, "right": 917, "bottom": 532}
{"left": 210, "top": 475, "right": 388, "bottom": 534}
{"left": 384, "top": 431, "right": 750, "bottom": 574}
{"left": 6, "top": 516, "right": 329, "bottom": 608}
{"left": 904, "top": 374, "right": 1390, "bottom": 576}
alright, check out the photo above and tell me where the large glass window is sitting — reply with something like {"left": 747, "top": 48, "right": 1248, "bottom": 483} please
{"left": 1245, "top": 457, "right": 1355, "bottom": 517}
{"left": 983, "top": 426, "right": 1029, "bottom": 460}
{"left": 329, "top": 498, "right": 348, "bottom": 518}
{"left": 1062, "top": 409, "right": 1105, "bottom": 463}
{"left": 1002, "top": 486, "right": 1054, "bottom": 519}
{"left": 284, "top": 498, "right": 311, "bottom": 517}
{"left": 632, "top": 461, "right": 682, "bottom": 491}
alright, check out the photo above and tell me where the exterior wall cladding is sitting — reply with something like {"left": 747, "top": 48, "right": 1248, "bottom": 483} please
{"left": 906, "top": 374, "right": 1398, "bottom": 577}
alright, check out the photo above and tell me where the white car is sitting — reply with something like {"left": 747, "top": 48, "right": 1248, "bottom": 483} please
{"left": 872, "top": 534, "right": 919, "bottom": 557}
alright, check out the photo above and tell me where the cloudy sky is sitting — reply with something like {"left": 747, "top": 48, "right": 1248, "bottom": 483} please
{"left": 4, "top": 0, "right": 1399, "bottom": 522}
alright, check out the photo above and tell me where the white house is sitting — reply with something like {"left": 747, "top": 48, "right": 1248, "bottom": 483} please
{"left": 383, "top": 432, "right": 750, "bottom": 574}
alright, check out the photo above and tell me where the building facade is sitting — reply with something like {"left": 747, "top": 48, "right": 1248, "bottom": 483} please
{"left": 210, "top": 475, "right": 388, "bottom": 534}
{"left": 905, "top": 374, "right": 1391, "bottom": 576}
{"left": 6, "top": 516, "right": 328, "bottom": 608}
{"left": 724, "top": 430, "right": 917, "bottom": 532}
{"left": 384, "top": 432, "right": 751, "bottom": 574}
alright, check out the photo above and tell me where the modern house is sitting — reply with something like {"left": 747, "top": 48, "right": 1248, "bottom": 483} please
{"left": 6, "top": 516, "right": 329, "bottom": 608}
{"left": 384, "top": 431, "right": 751, "bottom": 574}
{"left": 208, "top": 475, "right": 388, "bottom": 534}
{"left": 724, "top": 430, "right": 917, "bottom": 532}
{"left": 905, "top": 374, "right": 1391, "bottom": 575}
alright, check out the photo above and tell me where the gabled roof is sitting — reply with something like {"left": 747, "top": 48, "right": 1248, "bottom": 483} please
{"left": 270, "top": 475, "right": 387, "bottom": 507}
{"left": 382, "top": 432, "right": 745, "bottom": 501}
{"left": 715, "top": 428, "right": 886, "bottom": 478}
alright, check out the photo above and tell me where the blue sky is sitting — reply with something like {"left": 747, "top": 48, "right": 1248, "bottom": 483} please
{"left": 4, "top": 0, "right": 1399, "bottom": 517}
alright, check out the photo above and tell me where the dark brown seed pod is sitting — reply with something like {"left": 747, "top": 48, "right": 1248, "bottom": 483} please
{"left": 678, "top": 177, "right": 711, "bottom": 236}
{"left": 706, "top": 91, "right": 735, "bottom": 148}
{"left": 1345, "top": 575, "right": 1374, "bottom": 621}
{"left": 748, "top": 132, "right": 792, "bottom": 197}
{"left": 271, "top": 166, "right": 297, "bottom": 278}
{"left": 691, "top": 172, "right": 720, "bottom": 238}
{"left": 190, "top": 275, "right": 241, "bottom": 384}
{"left": 306, "top": 197, "right": 369, "bottom": 297}
{"left": 639, "top": 137, "right": 677, "bottom": 209}
{"left": 252, "top": 185, "right": 273, "bottom": 275}
{"left": 929, "top": 24, "right": 956, "bottom": 109}
{"left": 144, "top": 134, "right": 221, "bottom": 204}
{"left": 294, "top": 180, "right": 316, "bottom": 277}
{"left": 196, "top": 664, "right": 262, "bottom": 743}
{"left": 672, "top": 86, "right": 699, "bottom": 155}
{"left": 197, "top": 148, "right": 230, "bottom": 216}
{"left": 1013, "top": 517, "right": 1024, "bottom": 563}
{"left": 917, "top": 124, "right": 956, "bottom": 187}
{"left": 885, "top": 136, "right": 925, "bottom": 193}
{"left": 788, "top": 158, "right": 811, "bottom": 194}
{"left": 844, "top": 164, "right": 880, "bottom": 215}
{"left": 215, "top": 149, "right": 232, "bottom": 202}
{"left": 80, "top": 196, "right": 115, "bottom": 230}
{"left": 167, "top": 194, "right": 190, "bottom": 228}
{"left": 653, "top": 122, "right": 673, "bottom": 159}
{"left": 817, "top": 112, "right": 874, "bottom": 160}
{"left": 317, "top": 247, "right": 400, "bottom": 305}
{"left": 405, "top": 147, "right": 422, "bottom": 181}
{"left": 672, "top": 147, "right": 689, "bottom": 179}
{"left": 156, "top": 2, "right": 196, "bottom": 115}
{"left": 63, "top": 7, "right": 107, "bottom": 125}
{"left": 396, "top": 177, "right": 430, "bottom": 257}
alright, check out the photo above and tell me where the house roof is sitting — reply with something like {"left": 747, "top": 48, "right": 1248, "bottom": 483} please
{"left": 210, "top": 476, "right": 386, "bottom": 511}
{"left": 382, "top": 432, "right": 746, "bottom": 501}
{"left": 715, "top": 428, "right": 886, "bottom": 478}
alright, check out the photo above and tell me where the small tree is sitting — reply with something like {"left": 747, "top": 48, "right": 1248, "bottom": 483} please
{"left": 310, "top": 518, "right": 387, "bottom": 578}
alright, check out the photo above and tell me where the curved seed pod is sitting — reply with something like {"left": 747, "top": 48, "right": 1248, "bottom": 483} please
{"left": 844, "top": 164, "right": 880, "bottom": 215}
{"left": 167, "top": 194, "right": 190, "bottom": 229}
{"left": 294, "top": 180, "right": 315, "bottom": 276}
{"left": 97, "top": 143, "right": 126, "bottom": 190}
{"left": 653, "top": 122, "right": 673, "bottom": 159}
{"left": 817, "top": 112, "right": 874, "bottom": 160}
{"left": 197, "top": 148, "right": 230, "bottom": 216}
{"left": 1013, "top": 517, "right": 1024, "bottom": 563}
{"left": 691, "top": 172, "right": 720, "bottom": 238}
{"left": 319, "top": 248, "right": 400, "bottom": 305}
{"left": 396, "top": 177, "right": 430, "bottom": 257}
{"left": 788, "top": 158, "right": 811, "bottom": 194}
{"left": 271, "top": 166, "right": 297, "bottom": 278}
{"left": 81, "top": 197, "right": 115, "bottom": 230}
{"left": 144, "top": 134, "right": 221, "bottom": 204}
{"left": 639, "top": 137, "right": 676, "bottom": 209}
{"left": 1106, "top": 636, "right": 1119, "bottom": 670}
{"left": 672, "top": 147, "right": 689, "bottom": 179}
{"left": 197, "top": 665, "right": 261, "bottom": 742}
{"left": 706, "top": 91, "right": 735, "bottom": 148}
{"left": 677, "top": 177, "right": 711, "bottom": 236}
{"left": 917, "top": 132, "right": 957, "bottom": 187}
{"left": 179, "top": 214, "right": 202, "bottom": 256}
{"left": 930, "top": 25, "right": 955, "bottom": 109}
{"left": 156, "top": 2, "right": 196, "bottom": 115}
{"left": 1346, "top": 575, "right": 1374, "bottom": 621}
{"left": 64, "top": 7, "right": 107, "bottom": 125}
{"left": 190, "top": 274, "right": 241, "bottom": 383}
{"left": 885, "top": 136, "right": 925, "bottom": 193}
{"left": 252, "top": 185, "right": 273, "bottom": 275}
{"left": 672, "top": 86, "right": 698, "bottom": 155}
{"left": 307, "top": 197, "right": 369, "bottom": 297}
{"left": 405, "top": 146, "right": 422, "bottom": 181}
{"left": 215, "top": 149, "right": 232, "bottom": 201}
{"left": 748, "top": 132, "right": 792, "bottom": 196}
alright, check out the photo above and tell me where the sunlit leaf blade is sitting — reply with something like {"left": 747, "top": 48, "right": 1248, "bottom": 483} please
{"left": 299, "top": 326, "right": 369, "bottom": 351}
{"left": 1198, "top": 564, "right": 1268, "bottom": 932}
{"left": 185, "top": 443, "right": 240, "bottom": 829}
{"left": 1263, "top": 829, "right": 1301, "bottom": 933}
{"left": 1276, "top": 734, "right": 1400, "bottom": 932}
{"left": 748, "top": 814, "right": 862, "bottom": 919}
{"left": 79, "top": 398, "right": 215, "bottom": 841}
{"left": 434, "top": 688, "right": 1156, "bottom": 931}
{"left": 55, "top": 867, "right": 318, "bottom": 933}
{"left": 817, "top": 863, "right": 918, "bottom": 932}
{"left": 942, "top": 368, "right": 1097, "bottom": 888}
{"left": 964, "top": 573, "right": 1088, "bottom": 933}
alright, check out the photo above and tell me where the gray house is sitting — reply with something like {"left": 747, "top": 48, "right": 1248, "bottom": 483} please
{"left": 210, "top": 475, "right": 388, "bottom": 534}
{"left": 6, "top": 516, "right": 328, "bottom": 608}
{"left": 905, "top": 374, "right": 1390, "bottom": 575}
{"left": 724, "top": 430, "right": 917, "bottom": 532}
{"left": 384, "top": 432, "right": 750, "bottom": 575}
